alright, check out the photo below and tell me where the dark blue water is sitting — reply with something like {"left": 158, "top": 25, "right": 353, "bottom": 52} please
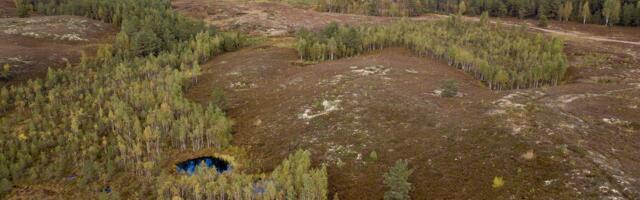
{"left": 176, "top": 156, "right": 231, "bottom": 175}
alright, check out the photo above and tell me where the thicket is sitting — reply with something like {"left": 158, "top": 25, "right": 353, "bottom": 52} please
{"left": 158, "top": 150, "right": 328, "bottom": 200}
{"left": 14, "top": 0, "right": 33, "bottom": 18}
{"left": 296, "top": 18, "right": 568, "bottom": 90}
{"left": 311, "top": 0, "right": 640, "bottom": 26}
{"left": 0, "top": 0, "right": 327, "bottom": 198}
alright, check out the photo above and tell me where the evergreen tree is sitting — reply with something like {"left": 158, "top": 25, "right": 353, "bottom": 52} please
{"left": 383, "top": 160, "right": 413, "bottom": 200}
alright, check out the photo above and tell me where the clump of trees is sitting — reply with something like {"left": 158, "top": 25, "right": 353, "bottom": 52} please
{"left": 157, "top": 150, "right": 328, "bottom": 200}
{"left": 0, "top": 0, "right": 327, "bottom": 198}
{"left": 311, "top": 0, "right": 640, "bottom": 26}
{"left": 297, "top": 18, "right": 568, "bottom": 90}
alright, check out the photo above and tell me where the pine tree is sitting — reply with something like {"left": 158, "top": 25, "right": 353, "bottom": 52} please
{"left": 383, "top": 160, "right": 413, "bottom": 200}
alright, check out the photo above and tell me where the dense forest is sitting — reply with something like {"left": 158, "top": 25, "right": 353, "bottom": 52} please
{"left": 1, "top": 0, "right": 328, "bottom": 199}
{"left": 296, "top": 15, "right": 568, "bottom": 90}
{"left": 302, "top": 0, "right": 640, "bottom": 26}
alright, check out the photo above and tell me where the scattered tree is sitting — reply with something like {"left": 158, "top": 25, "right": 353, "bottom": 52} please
{"left": 310, "top": 0, "right": 640, "bottom": 26}
{"left": 1, "top": 64, "right": 10, "bottom": 80}
{"left": 603, "top": 0, "right": 621, "bottom": 26}
{"left": 369, "top": 151, "right": 378, "bottom": 162}
{"left": 384, "top": 160, "right": 413, "bottom": 200}
{"left": 441, "top": 79, "right": 459, "bottom": 97}
{"left": 539, "top": 14, "right": 549, "bottom": 27}
{"left": 581, "top": 1, "right": 591, "bottom": 24}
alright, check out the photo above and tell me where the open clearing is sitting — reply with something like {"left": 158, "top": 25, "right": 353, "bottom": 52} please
{"left": 1, "top": 0, "right": 637, "bottom": 199}
{"left": 0, "top": 15, "right": 116, "bottom": 86}
{"left": 174, "top": 0, "right": 640, "bottom": 199}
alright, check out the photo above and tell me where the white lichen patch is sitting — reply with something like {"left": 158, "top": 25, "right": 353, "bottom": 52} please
{"left": 229, "top": 81, "right": 257, "bottom": 91}
{"left": 430, "top": 89, "right": 463, "bottom": 97}
{"left": 226, "top": 71, "right": 241, "bottom": 76}
{"left": 602, "top": 118, "right": 631, "bottom": 126}
{"left": 56, "top": 33, "right": 88, "bottom": 41}
{"left": 0, "top": 16, "right": 105, "bottom": 42}
{"left": 586, "top": 151, "right": 639, "bottom": 199}
{"left": 21, "top": 32, "right": 43, "bottom": 39}
{"left": 488, "top": 91, "right": 545, "bottom": 135}
{"left": 488, "top": 92, "right": 536, "bottom": 115}
{"left": 351, "top": 65, "right": 390, "bottom": 76}
{"left": 3, "top": 28, "right": 18, "bottom": 34}
{"left": 324, "top": 143, "right": 361, "bottom": 166}
{"left": 317, "top": 74, "right": 345, "bottom": 86}
{"left": 299, "top": 99, "right": 342, "bottom": 120}
{"left": 405, "top": 69, "right": 418, "bottom": 74}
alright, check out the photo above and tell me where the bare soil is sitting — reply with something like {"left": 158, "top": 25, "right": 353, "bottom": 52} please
{"left": 0, "top": 0, "right": 16, "bottom": 18}
{"left": 177, "top": 1, "right": 640, "bottom": 199}
{"left": 185, "top": 46, "right": 571, "bottom": 199}
{"left": 0, "top": 15, "right": 116, "bottom": 86}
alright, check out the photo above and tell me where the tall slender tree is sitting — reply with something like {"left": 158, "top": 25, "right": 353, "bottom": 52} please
{"left": 581, "top": 1, "right": 591, "bottom": 24}
{"left": 603, "top": 0, "right": 621, "bottom": 26}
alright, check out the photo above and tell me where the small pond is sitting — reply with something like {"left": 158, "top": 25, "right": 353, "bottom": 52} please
{"left": 176, "top": 156, "right": 231, "bottom": 175}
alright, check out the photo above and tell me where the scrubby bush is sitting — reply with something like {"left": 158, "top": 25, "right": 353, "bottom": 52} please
{"left": 14, "top": 0, "right": 32, "bottom": 18}
{"left": 369, "top": 151, "right": 378, "bottom": 162}
{"left": 210, "top": 87, "right": 228, "bottom": 110}
{"left": 539, "top": 15, "right": 549, "bottom": 28}
{"left": 441, "top": 80, "right": 458, "bottom": 98}
{"left": 0, "top": 64, "right": 10, "bottom": 80}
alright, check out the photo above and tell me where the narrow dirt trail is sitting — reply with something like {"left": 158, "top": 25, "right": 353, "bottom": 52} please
{"left": 453, "top": 15, "right": 640, "bottom": 46}
{"left": 173, "top": 0, "right": 640, "bottom": 46}
{"left": 526, "top": 24, "right": 640, "bottom": 45}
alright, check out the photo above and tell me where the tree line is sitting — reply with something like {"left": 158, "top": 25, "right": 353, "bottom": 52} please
{"left": 311, "top": 0, "right": 640, "bottom": 26}
{"left": 296, "top": 16, "right": 568, "bottom": 90}
{"left": 157, "top": 150, "right": 328, "bottom": 200}
{"left": 0, "top": 0, "right": 327, "bottom": 198}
